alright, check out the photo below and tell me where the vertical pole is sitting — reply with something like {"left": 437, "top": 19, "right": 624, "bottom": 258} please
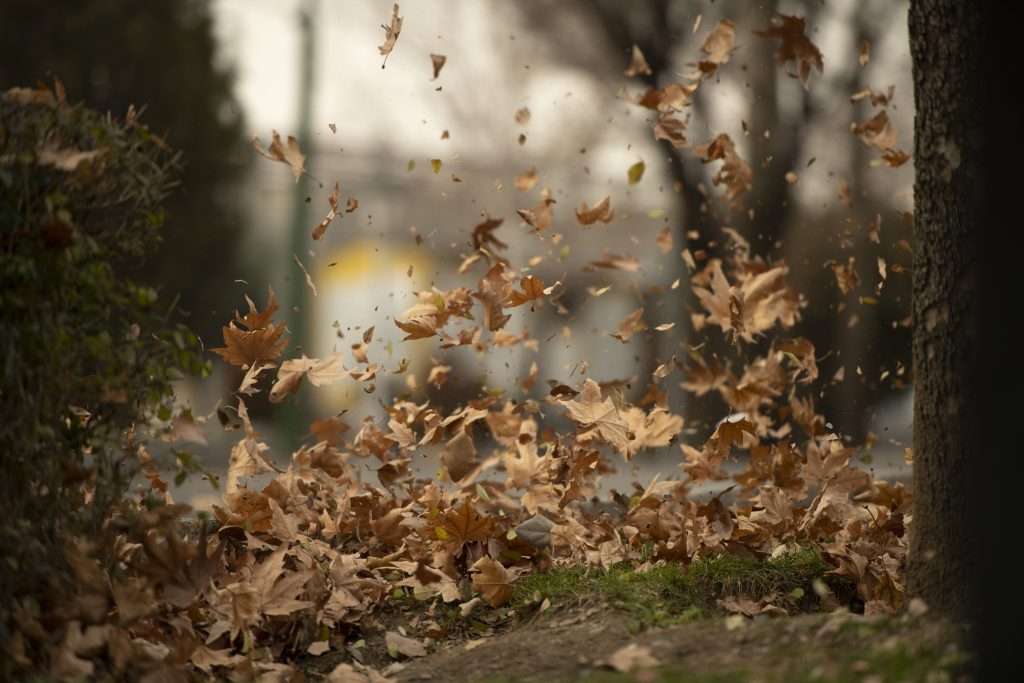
{"left": 283, "top": 0, "right": 317, "bottom": 454}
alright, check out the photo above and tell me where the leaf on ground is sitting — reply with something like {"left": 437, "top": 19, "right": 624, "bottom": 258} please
{"left": 470, "top": 556, "right": 517, "bottom": 607}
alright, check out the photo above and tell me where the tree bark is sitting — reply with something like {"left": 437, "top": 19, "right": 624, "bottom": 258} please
{"left": 907, "top": 0, "right": 982, "bottom": 619}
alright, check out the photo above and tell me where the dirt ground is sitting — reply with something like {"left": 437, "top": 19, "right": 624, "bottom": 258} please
{"left": 304, "top": 598, "right": 967, "bottom": 683}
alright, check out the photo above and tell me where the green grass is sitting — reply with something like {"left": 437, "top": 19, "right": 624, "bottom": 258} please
{"left": 513, "top": 547, "right": 833, "bottom": 629}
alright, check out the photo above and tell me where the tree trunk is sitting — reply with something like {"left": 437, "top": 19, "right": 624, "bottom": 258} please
{"left": 906, "top": 0, "right": 982, "bottom": 619}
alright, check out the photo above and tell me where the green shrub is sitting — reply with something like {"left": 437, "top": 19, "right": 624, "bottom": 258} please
{"left": 0, "top": 84, "right": 208, "bottom": 643}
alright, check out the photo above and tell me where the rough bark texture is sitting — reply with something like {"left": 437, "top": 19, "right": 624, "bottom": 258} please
{"left": 906, "top": 0, "right": 983, "bottom": 617}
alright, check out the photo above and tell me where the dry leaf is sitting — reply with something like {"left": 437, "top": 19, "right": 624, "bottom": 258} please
{"left": 754, "top": 14, "right": 824, "bottom": 88}
{"left": 252, "top": 130, "right": 305, "bottom": 181}
{"left": 430, "top": 53, "right": 447, "bottom": 79}
{"left": 576, "top": 196, "right": 614, "bottom": 225}
{"left": 378, "top": 4, "right": 403, "bottom": 67}
{"left": 624, "top": 45, "right": 653, "bottom": 77}
{"left": 470, "top": 557, "right": 516, "bottom": 607}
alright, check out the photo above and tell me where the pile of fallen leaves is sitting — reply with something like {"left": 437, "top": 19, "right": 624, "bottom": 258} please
{"left": 4, "top": 7, "right": 915, "bottom": 682}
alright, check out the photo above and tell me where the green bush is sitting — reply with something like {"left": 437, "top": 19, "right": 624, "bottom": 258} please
{"left": 0, "top": 84, "right": 208, "bottom": 640}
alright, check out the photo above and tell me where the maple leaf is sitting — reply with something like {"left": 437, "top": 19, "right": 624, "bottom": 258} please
{"left": 624, "top": 44, "right": 653, "bottom": 77}
{"left": 435, "top": 499, "right": 493, "bottom": 549}
{"left": 252, "top": 130, "right": 305, "bottom": 181}
{"left": 754, "top": 14, "right": 824, "bottom": 88}
{"left": 507, "top": 275, "right": 547, "bottom": 308}
{"left": 576, "top": 196, "right": 614, "bottom": 225}
{"left": 694, "top": 134, "right": 752, "bottom": 204}
{"left": 378, "top": 4, "right": 403, "bottom": 67}
{"left": 214, "top": 324, "right": 288, "bottom": 369}
{"left": 562, "top": 379, "right": 631, "bottom": 453}
{"left": 470, "top": 556, "right": 518, "bottom": 607}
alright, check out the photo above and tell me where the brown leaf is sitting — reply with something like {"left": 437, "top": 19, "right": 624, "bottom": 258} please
{"left": 611, "top": 307, "right": 647, "bottom": 343}
{"left": 313, "top": 183, "right": 340, "bottom": 240}
{"left": 472, "top": 213, "right": 507, "bottom": 251}
{"left": 378, "top": 4, "right": 403, "bottom": 67}
{"left": 514, "top": 107, "right": 531, "bottom": 125}
{"left": 252, "top": 130, "right": 305, "bottom": 181}
{"left": 576, "top": 196, "right": 614, "bottom": 225}
{"left": 624, "top": 44, "right": 653, "bottom": 77}
{"left": 470, "top": 557, "right": 517, "bottom": 607}
{"left": 436, "top": 499, "right": 493, "bottom": 548}
{"left": 385, "top": 631, "right": 426, "bottom": 658}
{"left": 694, "top": 20, "right": 736, "bottom": 80}
{"left": 430, "top": 53, "right": 447, "bottom": 79}
{"left": 754, "top": 14, "right": 824, "bottom": 88}
{"left": 654, "top": 114, "right": 688, "bottom": 148}
{"left": 694, "top": 134, "right": 752, "bottom": 204}
{"left": 514, "top": 168, "right": 539, "bottom": 191}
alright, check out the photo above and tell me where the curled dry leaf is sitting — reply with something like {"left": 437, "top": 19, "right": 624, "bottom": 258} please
{"left": 252, "top": 130, "right": 305, "bottom": 181}
{"left": 608, "top": 643, "right": 659, "bottom": 673}
{"left": 694, "top": 134, "right": 753, "bottom": 204}
{"left": 576, "top": 196, "right": 614, "bottom": 225}
{"left": 378, "top": 4, "right": 403, "bottom": 67}
{"left": 611, "top": 307, "right": 647, "bottom": 343}
{"left": 693, "top": 19, "right": 736, "bottom": 80}
{"left": 514, "top": 106, "right": 531, "bottom": 125}
{"left": 385, "top": 631, "right": 426, "bottom": 658}
{"left": 312, "top": 183, "right": 340, "bottom": 240}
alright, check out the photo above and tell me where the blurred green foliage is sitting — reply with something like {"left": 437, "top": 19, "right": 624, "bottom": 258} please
{"left": 0, "top": 86, "right": 208, "bottom": 640}
{"left": 0, "top": 0, "right": 247, "bottom": 343}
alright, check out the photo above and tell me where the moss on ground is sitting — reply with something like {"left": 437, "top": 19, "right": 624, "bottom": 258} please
{"left": 513, "top": 547, "right": 836, "bottom": 629}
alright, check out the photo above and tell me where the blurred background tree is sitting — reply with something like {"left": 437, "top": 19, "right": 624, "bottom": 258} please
{"left": 0, "top": 0, "right": 248, "bottom": 345}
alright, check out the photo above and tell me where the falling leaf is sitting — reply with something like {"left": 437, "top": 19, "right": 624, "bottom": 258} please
{"left": 859, "top": 40, "right": 871, "bottom": 67}
{"left": 624, "top": 44, "right": 653, "bottom": 77}
{"left": 656, "top": 226, "right": 674, "bottom": 253}
{"left": 694, "top": 20, "right": 736, "bottom": 80}
{"left": 654, "top": 114, "right": 688, "bottom": 148}
{"left": 514, "top": 107, "right": 531, "bottom": 125}
{"left": 312, "top": 183, "right": 340, "bottom": 240}
{"left": 576, "top": 196, "right": 614, "bottom": 225}
{"left": 694, "top": 134, "right": 753, "bottom": 204}
{"left": 515, "top": 168, "right": 539, "bottom": 191}
{"left": 430, "top": 158, "right": 442, "bottom": 174}
{"left": 517, "top": 196, "right": 556, "bottom": 231}
{"left": 213, "top": 290, "right": 289, "bottom": 367}
{"left": 754, "top": 14, "right": 824, "bottom": 88}
{"left": 627, "top": 160, "right": 646, "bottom": 185}
{"left": 293, "top": 254, "right": 318, "bottom": 296}
{"left": 437, "top": 499, "right": 493, "bottom": 549}
{"left": 378, "top": 4, "right": 403, "bottom": 68}
{"left": 430, "top": 53, "right": 447, "bottom": 79}
{"left": 635, "top": 82, "right": 695, "bottom": 112}
{"left": 611, "top": 307, "right": 647, "bottom": 343}
{"left": 252, "top": 130, "right": 305, "bottom": 181}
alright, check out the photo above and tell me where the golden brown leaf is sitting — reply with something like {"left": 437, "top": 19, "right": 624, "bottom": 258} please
{"left": 378, "top": 4, "right": 403, "bottom": 67}
{"left": 754, "top": 14, "right": 824, "bottom": 88}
